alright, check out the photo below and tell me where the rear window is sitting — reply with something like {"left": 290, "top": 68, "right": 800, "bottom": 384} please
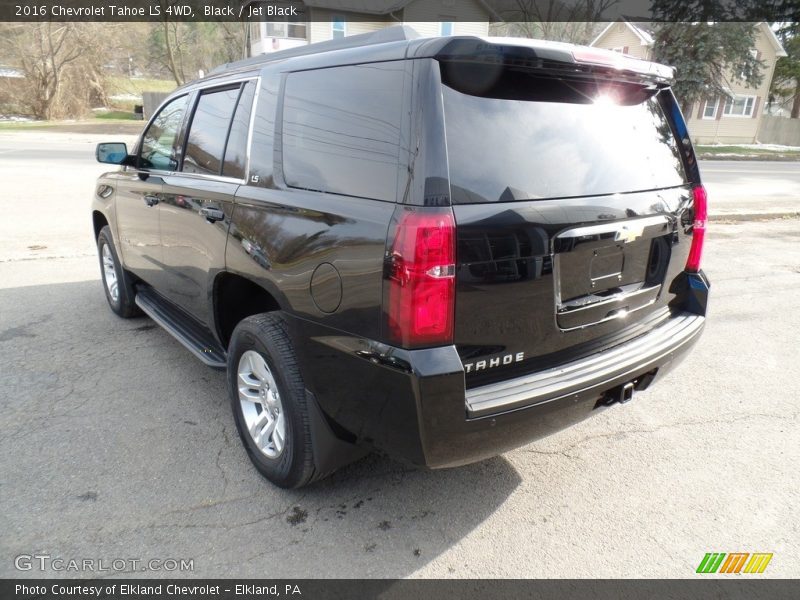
{"left": 442, "top": 72, "right": 687, "bottom": 204}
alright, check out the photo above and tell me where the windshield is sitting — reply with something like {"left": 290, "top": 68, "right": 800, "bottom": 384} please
{"left": 442, "top": 76, "right": 687, "bottom": 204}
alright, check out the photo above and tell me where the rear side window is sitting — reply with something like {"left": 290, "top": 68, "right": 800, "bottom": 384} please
{"left": 222, "top": 82, "right": 256, "bottom": 179}
{"left": 183, "top": 86, "right": 240, "bottom": 176}
{"left": 139, "top": 95, "right": 189, "bottom": 171}
{"left": 281, "top": 63, "right": 405, "bottom": 202}
{"left": 441, "top": 69, "right": 687, "bottom": 204}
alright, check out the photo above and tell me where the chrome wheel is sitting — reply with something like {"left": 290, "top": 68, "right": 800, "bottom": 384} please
{"left": 101, "top": 243, "right": 119, "bottom": 303}
{"left": 237, "top": 350, "right": 286, "bottom": 459}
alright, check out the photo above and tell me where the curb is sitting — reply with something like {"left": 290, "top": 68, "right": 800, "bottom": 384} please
{"left": 710, "top": 212, "right": 800, "bottom": 222}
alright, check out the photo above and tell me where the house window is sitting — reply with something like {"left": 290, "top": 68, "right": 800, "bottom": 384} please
{"left": 612, "top": 47, "right": 624, "bottom": 53}
{"left": 702, "top": 99, "right": 717, "bottom": 119}
{"left": 440, "top": 21, "right": 454, "bottom": 36}
{"left": 332, "top": 16, "right": 346, "bottom": 39}
{"left": 741, "top": 49, "right": 758, "bottom": 80}
{"left": 723, "top": 95, "right": 756, "bottom": 118}
{"left": 266, "top": 20, "right": 307, "bottom": 40}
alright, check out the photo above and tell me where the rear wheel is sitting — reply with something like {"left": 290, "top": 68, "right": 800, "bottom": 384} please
{"left": 228, "top": 313, "right": 317, "bottom": 488}
{"left": 97, "top": 226, "right": 140, "bottom": 318}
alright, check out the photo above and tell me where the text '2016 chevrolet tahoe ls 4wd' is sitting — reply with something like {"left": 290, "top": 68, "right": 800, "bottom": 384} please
{"left": 92, "top": 27, "right": 709, "bottom": 488}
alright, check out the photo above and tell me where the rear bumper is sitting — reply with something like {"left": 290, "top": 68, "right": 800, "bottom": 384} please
{"left": 288, "top": 280, "right": 708, "bottom": 469}
{"left": 465, "top": 311, "right": 704, "bottom": 419}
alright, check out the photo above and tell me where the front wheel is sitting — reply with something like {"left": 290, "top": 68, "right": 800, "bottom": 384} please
{"left": 97, "top": 226, "right": 140, "bottom": 318}
{"left": 227, "top": 313, "right": 317, "bottom": 488}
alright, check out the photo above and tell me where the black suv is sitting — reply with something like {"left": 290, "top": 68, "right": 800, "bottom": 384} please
{"left": 92, "top": 27, "right": 709, "bottom": 488}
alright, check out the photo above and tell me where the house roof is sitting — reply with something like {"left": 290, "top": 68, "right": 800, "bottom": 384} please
{"left": 761, "top": 22, "right": 788, "bottom": 57}
{"left": 301, "top": 0, "right": 501, "bottom": 21}
{"left": 590, "top": 18, "right": 654, "bottom": 48}
{"left": 592, "top": 19, "right": 787, "bottom": 59}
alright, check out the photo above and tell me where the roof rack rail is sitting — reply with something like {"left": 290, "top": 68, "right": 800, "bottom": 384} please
{"left": 210, "top": 25, "right": 419, "bottom": 75}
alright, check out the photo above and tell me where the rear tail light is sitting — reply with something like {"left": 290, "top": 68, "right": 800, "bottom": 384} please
{"left": 686, "top": 185, "right": 708, "bottom": 272}
{"left": 386, "top": 208, "right": 456, "bottom": 348}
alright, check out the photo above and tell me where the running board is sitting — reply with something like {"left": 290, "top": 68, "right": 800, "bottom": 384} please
{"left": 135, "top": 287, "right": 227, "bottom": 369}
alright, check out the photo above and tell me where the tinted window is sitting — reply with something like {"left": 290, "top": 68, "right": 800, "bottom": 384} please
{"left": 248, "top": 76, "right": 279, "bottom": 187}
{"left": 442, "top": 75, "right": 687, "bottom": 204}
{"left": 183, "top": 86, "right": 240, "bottom": 176}
{"left": 139, "top": 95, "right": 189, "bottom": 171}
{"left": 222, "top": 82, "right": 255, "bottom": 179}
{"left": 282, "top": 63, "right": 405, "bottom": 202}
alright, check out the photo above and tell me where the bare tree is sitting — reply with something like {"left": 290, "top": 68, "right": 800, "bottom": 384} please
{"left": 492, "top": 0, "right": 618, "bottom": 44}
{"left": 0, "top": 23, "right": 85, "bottom": 119}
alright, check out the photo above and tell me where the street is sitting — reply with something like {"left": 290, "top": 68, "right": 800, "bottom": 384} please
{"left": 1, "top": 132, "right": 799, "bottom": 578}
{"left": 701, "top": 161, "right": 800, "bottom": 218}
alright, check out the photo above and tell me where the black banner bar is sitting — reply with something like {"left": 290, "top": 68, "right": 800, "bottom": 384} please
{"left": 3, "top": 579, "right": 800, "bottom": 600}
{"left": 0, "top": 0, "right": 798, "bottom": 23}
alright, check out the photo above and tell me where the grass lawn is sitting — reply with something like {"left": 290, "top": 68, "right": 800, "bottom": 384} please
{"left": 106, "top": 76, "right": 177, "bottom": 96}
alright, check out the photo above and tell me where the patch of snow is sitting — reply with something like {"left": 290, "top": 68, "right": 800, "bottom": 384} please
{"left": 109, "top": 93, "right": 141, "bottom": 102}
{"left": 0, "top": 67, "right": 24, "bottom": 78}
{"left": 0, "top": 115, "right": 35, "bottom": 122}
{"left": 703, "top": 143, "right": 800, "bottom": 151}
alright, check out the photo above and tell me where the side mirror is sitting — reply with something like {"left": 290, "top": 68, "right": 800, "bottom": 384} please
{"left": 96, "top": 142, "right": 131, "bottom": 165}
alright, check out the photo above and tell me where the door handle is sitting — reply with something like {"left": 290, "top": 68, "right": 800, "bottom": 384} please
{"left": 200, "top": 207, "right": 225, "bottom": 223}
{"left": 144, "top": 195, "right": 159, "bottom": 207}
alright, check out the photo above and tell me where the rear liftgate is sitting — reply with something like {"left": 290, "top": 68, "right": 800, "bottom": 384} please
{"left": 553, "top": 215, "right": 676, "bottom": 404}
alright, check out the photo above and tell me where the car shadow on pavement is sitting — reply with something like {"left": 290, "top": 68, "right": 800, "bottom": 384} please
{"left": 0, "top": 279, "right": 523, "bottom": 579}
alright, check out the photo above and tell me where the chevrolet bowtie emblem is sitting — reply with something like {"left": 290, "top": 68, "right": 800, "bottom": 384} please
{"left": 615, "top": 225, "right": 644, "bottom": 244}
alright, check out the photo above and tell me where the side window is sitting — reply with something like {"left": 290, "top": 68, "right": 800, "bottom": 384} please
{"left": 222, "top": 82, "right": 256, "bottom": 179}
{"left": 182, "top": 86, "right": 240, "bottom": 176}
{"left": 282, "top": 63, "right": 405, "bottom": 202}
{"left": 139, "top": 95, "right": 189, "bottom": 171}
{"left": 248, "top": 76, "right": 279, "bottom": 188}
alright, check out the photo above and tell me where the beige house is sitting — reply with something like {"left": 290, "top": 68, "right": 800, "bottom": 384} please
{"left": 250, "top": 0, "right": 494, "bottom": 56}
{"left": 591, "top": 20, "right": 787, "bottom": 144}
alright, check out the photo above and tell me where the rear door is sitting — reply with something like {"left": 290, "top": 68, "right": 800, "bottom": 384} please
{"left": 159, "top": 81, "right": 256, "bottom": 322}
{"left": 439, "top": 63, "right": 696, "bottom": 388}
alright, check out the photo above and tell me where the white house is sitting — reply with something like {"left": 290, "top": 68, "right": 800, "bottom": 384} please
{"left": 249, "top": 0, "right": 496, "bottom": 55}
{"left": 591, "top": 20, "right": 788, "bottom": 144}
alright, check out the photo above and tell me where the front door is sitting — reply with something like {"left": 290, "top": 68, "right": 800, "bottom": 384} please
{"left": 114, "top": 94, "right": 190, "bottom": 286}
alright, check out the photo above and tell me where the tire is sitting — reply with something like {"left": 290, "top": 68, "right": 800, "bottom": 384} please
{"left": 97, "top": 226, "right": 141, "bottom": 318}
{"left": 227, "top": 312, "right": 317, "bottom": 489}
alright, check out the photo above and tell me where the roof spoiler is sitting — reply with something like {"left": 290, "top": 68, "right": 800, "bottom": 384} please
{"left": 210, "top": 25, "right": 420, "bottom": 75}
{"left": 434, "top": 37, "right": 674, "bottom": 83}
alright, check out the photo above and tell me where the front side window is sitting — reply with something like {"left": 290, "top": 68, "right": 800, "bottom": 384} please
{"left": 139, "top": 95, "right": 189, "bottom": 171}
{"left": 282, "top": 63, "right": 405, "bottom": 202}
{"left": 723, "top": 95, "right": 755, "bottom": 117}
{"left": 182, "top": 87, "right": 240, "bottom": 176}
